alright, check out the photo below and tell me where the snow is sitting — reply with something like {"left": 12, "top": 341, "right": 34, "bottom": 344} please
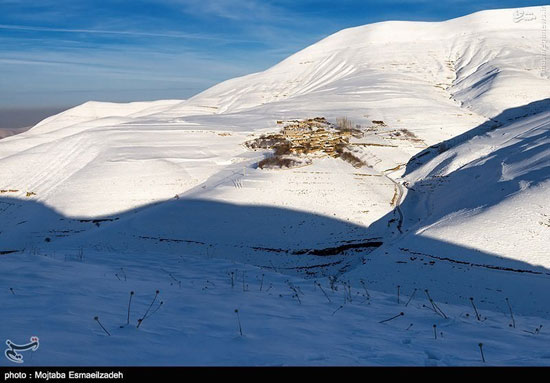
{"left": 1, "top": 5, "right": 550, "bottom": 365}
{"left": 2, "top": 249, "right": 550, "bottom": 366}
{"left": 398, "top": 109, "right": 550, "bottom": 269}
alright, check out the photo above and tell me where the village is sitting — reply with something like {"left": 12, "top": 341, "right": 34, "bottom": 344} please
{"left": 245, "top": 117, "right": 363, "bottom": 169}
{"left": 277, "top": 117, "right": 352, "bottom": 157}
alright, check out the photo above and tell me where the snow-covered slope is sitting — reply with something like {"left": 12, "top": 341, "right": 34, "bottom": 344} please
{"left": 1, "top": 6, "right": 550, "bottom": 365}
{"left": 0, "top": 4, "right": 547, "bottom": 277}
{"left": 167, "top": 7, "right": 548, "bottom": 120}
{"left": 1, "top": 6, "right": 548, "bottom": 220}
{"left": 3, "top": 248, "right": 550, "bottom": 366}
{"left": 343, "top": 103, "right": 550, "bottom": 320}
{"left": 401, "top": 108, "right": 550, "bottom": 267}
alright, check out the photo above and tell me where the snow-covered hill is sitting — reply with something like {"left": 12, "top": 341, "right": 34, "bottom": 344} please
{"left": 2, "top": 6, "right": 547, "bottom": 220}
{"left": 1, "top": 6, "right": 550, "bottom": 365}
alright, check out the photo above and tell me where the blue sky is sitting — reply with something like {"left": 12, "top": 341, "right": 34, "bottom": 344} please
{"left": 1, "top": 0, "right": 548, "bottom": 108}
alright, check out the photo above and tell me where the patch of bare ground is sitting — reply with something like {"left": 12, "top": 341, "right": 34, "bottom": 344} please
{"left": 258, "top": 156, "right": 312, "bottom": 170}
{"left": 384, "top": 163, "right": 406, "bottom": 172}
{"left": 337, "top": 148, "right": 366, "bottom": 168}
{"left": 390, "top": 184, "right": 400, "bottom": 207}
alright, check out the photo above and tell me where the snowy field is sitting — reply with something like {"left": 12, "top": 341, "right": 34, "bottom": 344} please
{"left": 1, "top": 6, "right": 550, "bottom": 366}
{"left": 2, "top": 249, "right": 550, "bottom": 366}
